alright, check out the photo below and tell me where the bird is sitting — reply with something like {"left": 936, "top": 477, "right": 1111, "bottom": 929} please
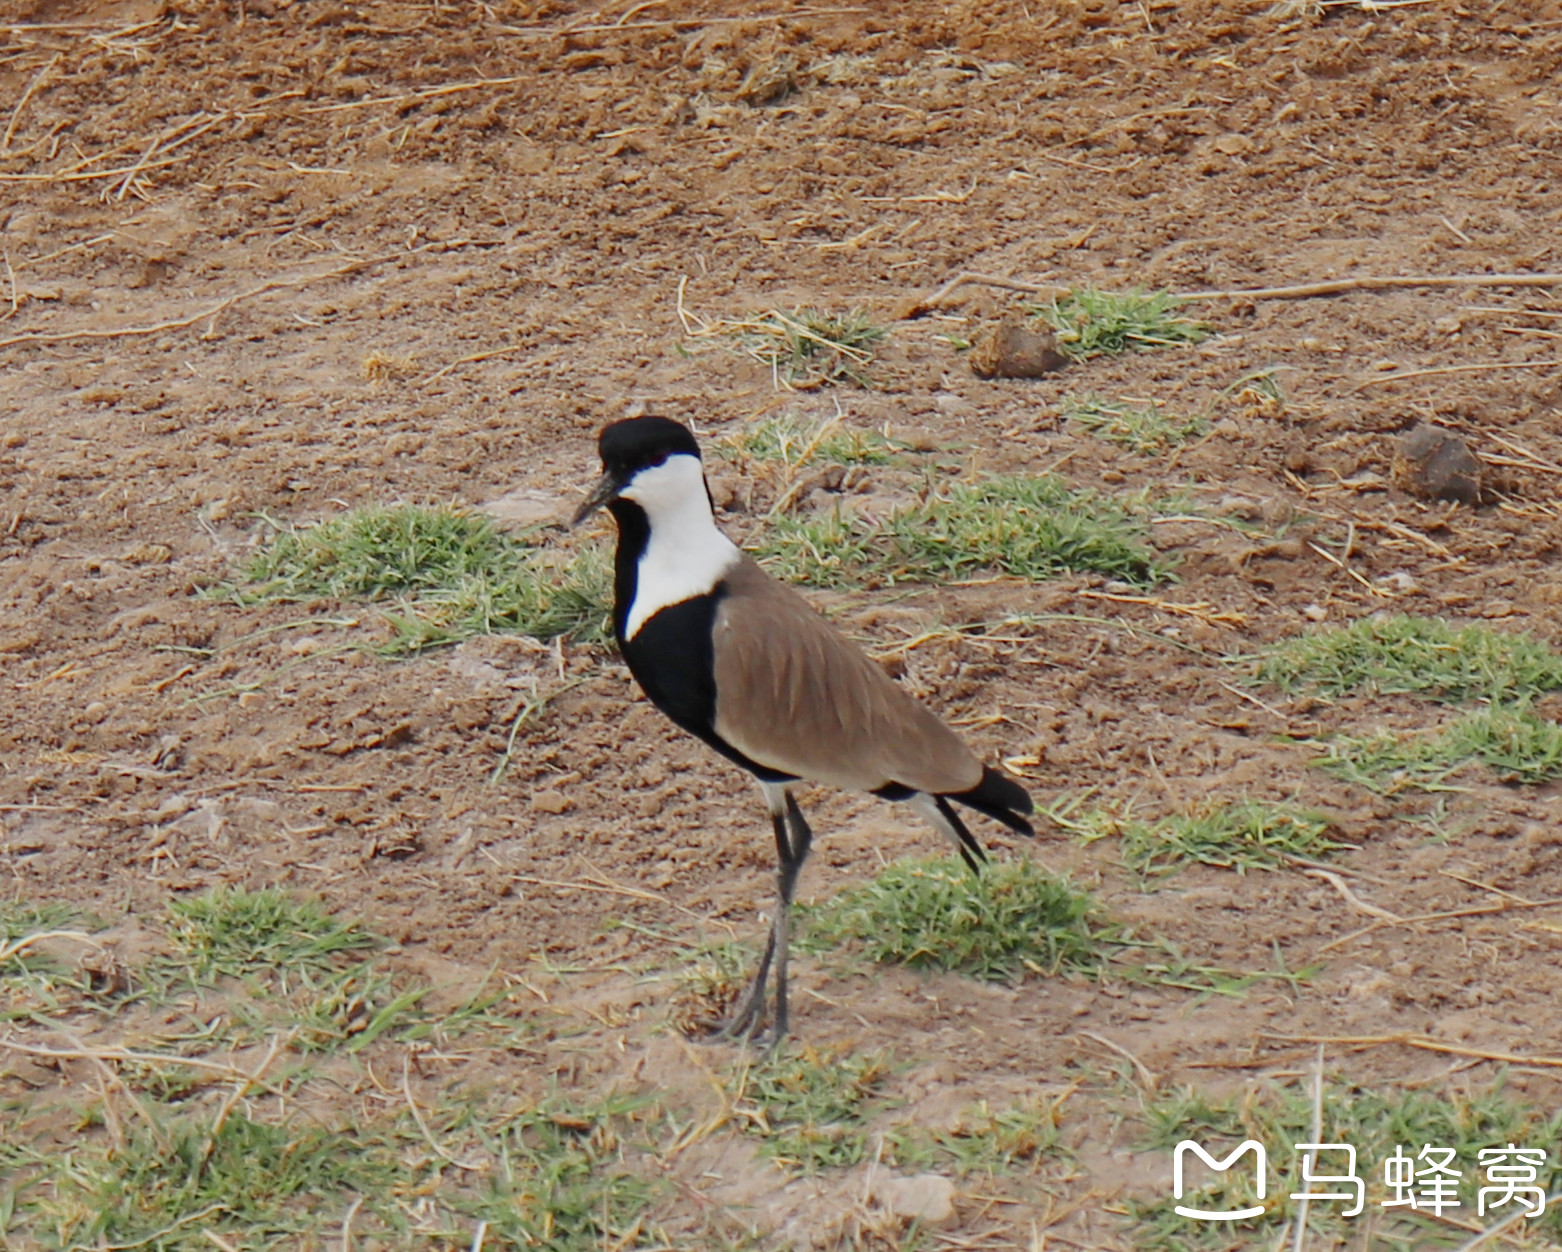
{"left": 573, "top": 415, "right": 1035, "bottom": 1043}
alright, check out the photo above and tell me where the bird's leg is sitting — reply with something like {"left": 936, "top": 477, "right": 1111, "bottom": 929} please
{"left": 716, "top": 797, "right": 789, "bottom": 1041}
{"left": 767, "top": 791, "right": 814, "bottom": 1046}
{"left": 718, "top": 783, "right": 815, "bottom": 1046}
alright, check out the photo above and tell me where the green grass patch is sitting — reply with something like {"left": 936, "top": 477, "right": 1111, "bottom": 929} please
{"left": 755, "top": 475, "right": 1172, "bottom": 588}
{"left": 164, "top": 886, "right": 380, "bottom": 986}
{"left": 801, "top": 855, "right": 1105, "bottom": 982}
{"left": 738, "top": 1046, "right": 894, "bottom": 1173}
{"left": 231, "top": 503, "right": 610, "bottom": 652}
{"left": 16, "top": 1110, "right": 403, "bottom": 1250}
{"left": 1224, "top": 366, "right": 1287, "bottom": 416}
{"left": 1120, "top": 939, "right": 1321, "bottom": 1000}
{"left": 1255, "top": 615, "right": 1562, "bottom": 703}
{"left": 729, "top": 307, "right": 888, "bottom": 387}
{"left": 259, "top": 964, "right": 430, "bottom": 1053}
{"left": 1031, "top": 286, "right": 1211, "bottom": 360}
{"left": 1111, "top": 801, "right": 1342, "bottom": 876}
{"left": 888, "top": 1096, "right": 1063, "bottom": 1176}
{"left": 0, "top": 901, "right": 75, "bottom": 945}
{"left": 1, "top": 901, "right": 77, "bottom": 975}
{"left": 0, "top": 902, "right": 84, "bottom": 1010}
{"left": 1315, "top": 704, "right": 1562, "bottom": 793}
{"left": 5, "top": 1090, "right": 660, "bottom": 1251}
{"left": 449, "top": 1096, "right": 661, "bottom": 1248}
{"left": 665, "top": 937, "right": 755, "bottom": 1037}
{"left": 1131, "top": 1075, "right": 1562, "bottom": 1250}
{"left": 1061, "top": 393, "right": 1209, "bottom": 454}
{"left": 716, "top": 413, "right": 904, "bottom": 469}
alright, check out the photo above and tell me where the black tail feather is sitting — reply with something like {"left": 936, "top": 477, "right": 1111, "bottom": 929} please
{"left": 932, "top": 795, "right": 987, "bottom": 875}
{"left": 948, "top": 766, "right": 1035, "bottom": 839}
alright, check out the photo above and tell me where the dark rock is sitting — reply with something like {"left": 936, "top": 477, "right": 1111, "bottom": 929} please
{"left": 969, "top": 319, "right": 1069, "bottom": 379}
{"left": 1392, "top": 423, "right": 1484, "bottom": 505}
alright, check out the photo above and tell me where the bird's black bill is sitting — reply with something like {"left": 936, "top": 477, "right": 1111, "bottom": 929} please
{"left": 571, "top": 471, "right": 623, "bottom": 528}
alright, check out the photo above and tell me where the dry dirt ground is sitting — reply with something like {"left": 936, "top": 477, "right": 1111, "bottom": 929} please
{"left": 4, "top": 0, "right": 1562, "bottom": 1248}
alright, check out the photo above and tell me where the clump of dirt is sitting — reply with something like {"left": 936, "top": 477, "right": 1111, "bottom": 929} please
{"left": 968, "top": 318, "right": 1068, "bottom": 379}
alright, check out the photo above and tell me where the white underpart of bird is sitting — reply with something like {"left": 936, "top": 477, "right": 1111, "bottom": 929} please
{"left": 620, "top": 453, "right": 740, "bottom": 640}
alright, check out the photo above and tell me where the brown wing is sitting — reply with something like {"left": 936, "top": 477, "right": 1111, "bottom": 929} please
{"left": 711, "top": 557, "right": 982, "bottom": 794}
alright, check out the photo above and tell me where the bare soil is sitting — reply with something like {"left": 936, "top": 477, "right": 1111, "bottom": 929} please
{"left": 4, "top": 0, "right": 1562, "bottom": 1247}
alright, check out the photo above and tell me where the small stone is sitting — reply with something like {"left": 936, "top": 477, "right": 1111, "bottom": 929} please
{"left": 1392, "top": 422, "right": 1484, "bottom": 505}
{"left": 1301, "top": 603, "right": 1328, "bottom": 622}
{"left": 969, "top": 318, "right": 1068, "bottom": 379}
{"left": 1380, "top": 571, "right": 1421, "bottom": 595}
{"left": 871, "top": 1170, "right": 958, "bottom": 1226}
{"left": 530, "top": 789, "right": 571, "bottom": 815}
{"left": 82, "top": 701, "right": 109, "bottom": 725}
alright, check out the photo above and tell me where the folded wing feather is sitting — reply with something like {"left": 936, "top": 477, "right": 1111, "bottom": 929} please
{"left": 711, "top": 557, "right": 983, "bottom": 795}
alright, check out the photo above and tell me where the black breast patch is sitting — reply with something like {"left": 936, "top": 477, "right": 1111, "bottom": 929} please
{"left": 621, "top": 590, "right": 796, "bottom": 784}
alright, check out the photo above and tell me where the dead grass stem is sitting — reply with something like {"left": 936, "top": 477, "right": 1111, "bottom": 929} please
{"left": 1317, "top": 893, "right": 1562, "bottom": 952}
{"left": 1263, "top": 1032, "right": 1562, "bottom": 1070}
{"left": 1180, "top": 271, "right": 1562, "bottom": 301}
{"left": 1, "top": 52, "right": 61, "bottom": 152}
{"left": 1354, "top": 358, "right": 1562, "bottom": 391}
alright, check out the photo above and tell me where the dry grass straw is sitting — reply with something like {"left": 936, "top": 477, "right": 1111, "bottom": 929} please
{"left": 677, "top": 283, "right": 887, "bottom": 389}
{"left": 905, "top": 267, "right": 1562, "bottom": 320}
{"left": 1264, "top": 1031, "right": 1562, "bottom": 1071}
{"left": 1354, "top": 358, "right": 1562, "bottom": 391}
{"left": 1, "top": 52, "right": 61, "bottom": 152}
{"left": 1077, "top": 590, "right": 1245, "bottom": 630}
{"left": 361, "top": 350, "right": 419, "bottom": 384}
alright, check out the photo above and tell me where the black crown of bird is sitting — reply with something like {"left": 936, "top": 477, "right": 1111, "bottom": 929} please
{"left": 574, "top": 415, "right": 1035, "bottom": 1045}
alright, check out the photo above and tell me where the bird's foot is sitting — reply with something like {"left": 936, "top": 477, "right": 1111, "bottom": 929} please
{"left": 713, "top": 985, "right": 767, "bottom": 1043}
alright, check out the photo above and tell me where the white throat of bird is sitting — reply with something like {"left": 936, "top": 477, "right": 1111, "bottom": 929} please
{"left": 620, "top": 453, "right": 741, "bottom": 640}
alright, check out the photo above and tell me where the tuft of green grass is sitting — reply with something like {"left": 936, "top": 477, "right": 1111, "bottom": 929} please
{"left": 716, "top": 413, "right": 903, "bottom": 468}
{"left": 1061, "top": 393, "right": 1209, "bottom": 454}
{"left": 1132, "top": 1075, "right": 1562, "bottom": 1250}
{"left": 0, "top": 901, "right": 75, "bottom": 945}
{"left": 266, "top": 964, "right": 430, "bottom": 1054}
{"left": 801, "top": 855, "right": 1105, "bottom": 982}
{"left": 8, "top": 1087, "right": 660, "bottom": 1252}
{"left": 451, "top": 1096, "right": 661, "bottom": 1248}
{"left": 0, "top": 902, "right": 82, "bottom": 1006}
{"left": 754, "top": 507, "right": 879, "bottom": 586}
{"left": 1315, "top": 704, "right": 1562, "bottom": 793}
{"left": 1255, "top": 615, "right": 1562, "bottom": 704}
{"left": 22, "top": 1110, "right": 403, "bottom": 1250}
{"left": 734, "top": 307, "right": 888, "bottom": 387}
{"left": 164, "top": 886, "right": 380, "bottom": 986}
{"left": 667, "top": 938, "right": 755, "bottom": 1037}
{"left": 888, "top": 1097, "right": 1063, "bottom": 1177}
{"left": 1114, "top": 801, "right": 1342, "bottom": 876}
{"left": 755, "top": 475, "right": 1172, "bottom": 589}
{"left": 232, "top": 504, "right": 610, "bottom": 652}
{"left": 738, "top": 1046, "right": 894, "bottom": 1173}
{"left": 1224, "top": 366, "right": 1287, "bottom": 417}
{"left": 1031, "top": 286, "right": 1211, "bottom": 360}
